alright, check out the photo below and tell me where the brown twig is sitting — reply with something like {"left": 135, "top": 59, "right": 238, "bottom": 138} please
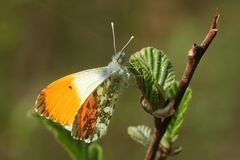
{"left": 145, "top": 13, "right": 220, "bottom": 160}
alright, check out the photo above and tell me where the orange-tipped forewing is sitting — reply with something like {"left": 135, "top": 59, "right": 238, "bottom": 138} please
{"left": 36, "top": 74, "right": 81, "bottom": 125}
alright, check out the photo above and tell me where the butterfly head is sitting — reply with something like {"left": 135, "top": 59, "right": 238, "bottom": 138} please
{"left": 111, "top": 51, "right": 126, "bottom": 65}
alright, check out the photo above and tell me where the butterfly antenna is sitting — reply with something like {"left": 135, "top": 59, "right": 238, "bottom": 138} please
{"left": 111, "top": 22, "right": 117, "bottom": 54}
{"left": 120, "top": 35, "right": 134, "bottom": 54}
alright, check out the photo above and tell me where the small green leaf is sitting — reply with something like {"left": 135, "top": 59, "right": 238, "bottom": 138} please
{"left": 127, "top": 125, "right": 152, "bottom": 147}
{"left": 129, "top": 47, "right": 175, "bottom": 113}
{"left": 29, "top": 111, "right": 103, "bottom": 160}
{"left": 162, "top": 82, "right": 192, "bottom": 143}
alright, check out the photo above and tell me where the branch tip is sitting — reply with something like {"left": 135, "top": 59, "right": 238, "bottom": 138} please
{"left": 211, "top": 12, "right": 220, "bottom": 29}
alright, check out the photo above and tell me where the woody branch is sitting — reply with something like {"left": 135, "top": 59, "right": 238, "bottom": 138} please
{"left": 145, "top": 13, "right": 220, "bottom": 160}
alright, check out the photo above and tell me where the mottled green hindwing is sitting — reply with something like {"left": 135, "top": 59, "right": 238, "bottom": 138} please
{"left": 92, "top": 73, "right": 122, "bottom": 138}
{"left": 72, "top": 71, "right": 124, "bottom": 143}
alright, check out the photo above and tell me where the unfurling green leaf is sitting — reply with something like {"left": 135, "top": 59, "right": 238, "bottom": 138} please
{"left": 129, "top": 47, "right": 175, "bottom": 115}
{"left": 29, "top": 111, "right": 103, "bottom": 160}
{"left": 127, "top": 125, "right": 152, "bottom": 147}
{"left": 88, "top": 143, "right": 104, "bottom": 160}
{"left": 162, "top": 82, "right": 192, "bottom": 143}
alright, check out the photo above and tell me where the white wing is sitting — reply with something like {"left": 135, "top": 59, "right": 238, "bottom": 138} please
{"left": 73, "top": 64, "right": 119, "bottom": 107}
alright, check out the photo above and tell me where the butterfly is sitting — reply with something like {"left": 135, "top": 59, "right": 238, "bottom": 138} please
{"left": 35, "top": 23, "right": 134, "bottom": 143}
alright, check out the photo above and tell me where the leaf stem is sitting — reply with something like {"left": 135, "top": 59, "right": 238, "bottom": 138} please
{"left": 145, "top": 13, "right": 220, "bottom": 160}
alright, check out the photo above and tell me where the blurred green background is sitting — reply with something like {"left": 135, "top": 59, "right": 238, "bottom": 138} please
{"left": 0, "top": 0, "right": 239, "bottom": 160}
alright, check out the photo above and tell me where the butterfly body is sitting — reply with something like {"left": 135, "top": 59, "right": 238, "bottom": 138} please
{"left": 35, "top": 52, "right": 129, "bottom": 142}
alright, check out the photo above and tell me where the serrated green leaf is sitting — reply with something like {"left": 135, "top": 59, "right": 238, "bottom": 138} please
{"left": 162, "top": 82, "right": 192, "bottom": 143}
{"left": 127, "top": 125, "right": 152, "bottom": 147}
{"left": 29, "top": 111, "right": 103, "bottom": 160}
{"left": 129, "top": 47, "right": 175, "bottom": 112}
